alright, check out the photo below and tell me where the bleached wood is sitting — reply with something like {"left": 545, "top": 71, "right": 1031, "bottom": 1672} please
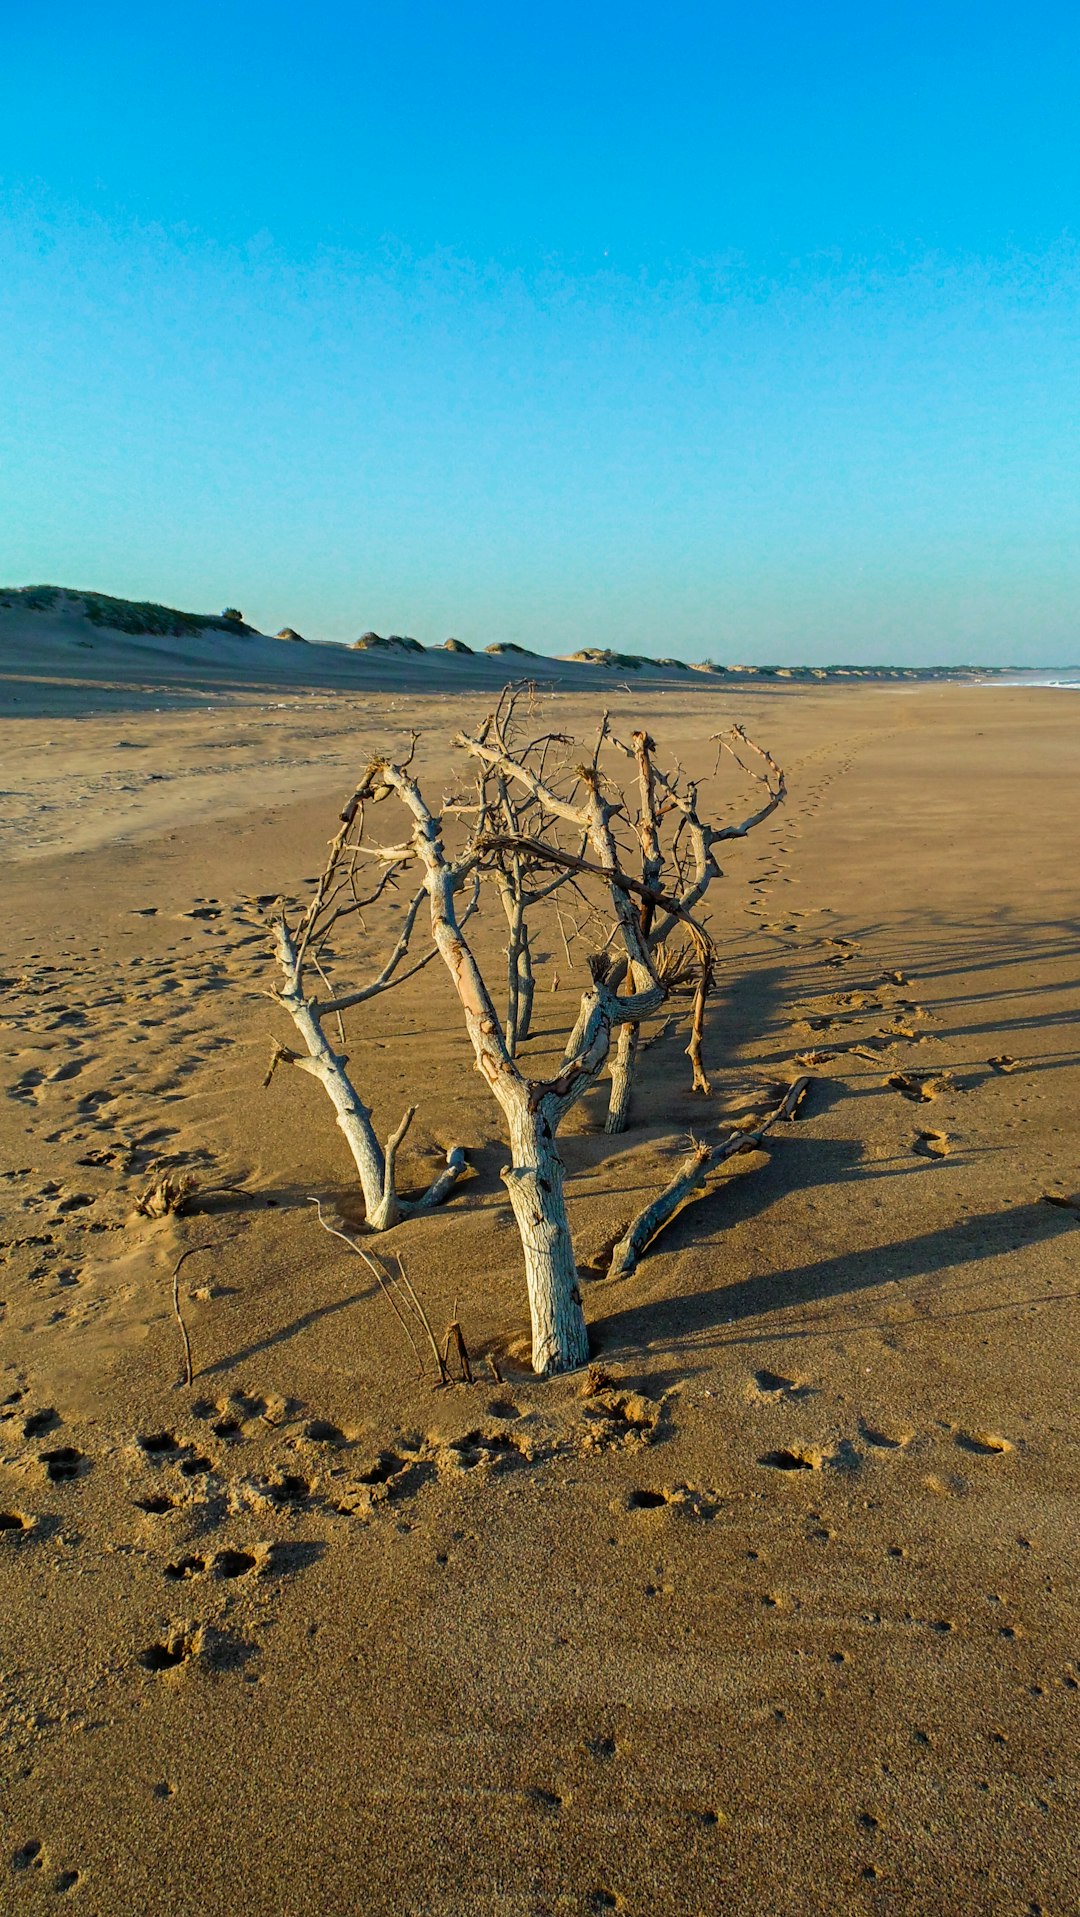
{"left": 269, "top": 911, "right": 468, "bottom": 1230}
{"left": 607, "top": 1077, "right": 811, "bottom": 1279}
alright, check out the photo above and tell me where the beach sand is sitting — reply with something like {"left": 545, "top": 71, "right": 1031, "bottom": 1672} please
{"left": 1, "top": 645, "right": 1077, "bottom": 1913}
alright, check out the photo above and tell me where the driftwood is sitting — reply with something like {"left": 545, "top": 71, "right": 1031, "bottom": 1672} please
{"left": 170, "top": 1243, "right": 213, "bottom": 1386}
{"left": 267, "top": 688, "right": 786, "bottom": 1379}
{"left": 606, "top": 1077, "right": 811, "bottom": 1280}
{"left": 265, "top": 796, "right": 474, "bottom": 1230}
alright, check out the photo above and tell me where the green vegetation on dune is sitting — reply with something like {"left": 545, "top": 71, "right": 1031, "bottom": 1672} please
{"left": 0, "top": 587, "right": 1003, "bottom": 679}
{"left": 352, "top": 631, "right": 426, "bottom": 653}
{"left": 0, "top": 586, "right": 257, "bottom": 638}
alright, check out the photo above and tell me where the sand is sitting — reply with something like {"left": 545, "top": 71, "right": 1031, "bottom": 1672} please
{"left": 0, "top": 636, "right": 1078, "bottom": 1913}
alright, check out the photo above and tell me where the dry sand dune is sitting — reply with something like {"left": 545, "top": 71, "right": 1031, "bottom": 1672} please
{"left": 1, "top": 661, "right": 1078, "bottom": 1913}
{"left": 0, "top": 590, "right": 715, "bottom": 718}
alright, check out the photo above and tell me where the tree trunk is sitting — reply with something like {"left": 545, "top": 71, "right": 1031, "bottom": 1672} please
{"left": 605, "top": 1020, "right": 639, "bottom": 1133}
{"left": 501, "top": 1102, "right": 589, "bottom": 1376}
{"left": 273, "top": 951, "right": 394, "bottom": 1222}
{"left": 515, "top": 923, "right": 535, "bottom": 1045}
{"left": 271, "top": 918, "right": 469, "bottom": 1231}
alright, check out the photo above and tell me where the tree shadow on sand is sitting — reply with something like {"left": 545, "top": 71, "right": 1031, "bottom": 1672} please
{"left": 590, "top": 1200, "right": 1079, "bottom": 1368}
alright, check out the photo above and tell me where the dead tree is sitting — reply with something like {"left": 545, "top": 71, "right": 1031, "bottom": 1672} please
{"left": 334, "top": 695, "right": 775, "bottom": 1374}
{"left": 269, "top": 693, "right": 784, "bottom": 1376}
{"left": 264, "top": 785, "right": 473, "bottom": 1229}
{"left": 599, "top": 722, "right": 786, "bottom": 1130}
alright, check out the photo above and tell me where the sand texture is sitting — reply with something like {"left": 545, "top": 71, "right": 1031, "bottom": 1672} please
{"left": 0, "top": 664, "right": 1078, "bottom": 1914}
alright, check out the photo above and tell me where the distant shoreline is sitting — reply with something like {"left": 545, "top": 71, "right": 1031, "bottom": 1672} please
{"left": 1, "top": 585, "right": 1060, "bottom": 691}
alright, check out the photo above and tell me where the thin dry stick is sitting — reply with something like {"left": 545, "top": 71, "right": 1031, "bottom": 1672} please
{"left": 309, "top": 1198, "right": 426, "bottom": 1374}
{"left": 441, "top": 1320, "right": 474, "bottom": 1384}
{"left": 309, "top": 1198, "right": 447, "bottom": 1382}
{"left": 393, "top": 1250, "right": 450, "bottom": 1384}
{"left": 170, "top": 1243, "right": 212, "bottom": 1387}
{"left": 686, "top": 956, "right": 714, "bottom": 1095}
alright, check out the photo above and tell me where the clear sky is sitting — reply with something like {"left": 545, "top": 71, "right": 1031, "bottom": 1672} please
{"left": 2, "top": 2, "right": 1078, "bottom": 663}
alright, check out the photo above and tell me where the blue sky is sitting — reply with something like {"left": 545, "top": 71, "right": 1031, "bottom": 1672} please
{"left": 2, "top": 2, "right": 1078, "bottom": 663}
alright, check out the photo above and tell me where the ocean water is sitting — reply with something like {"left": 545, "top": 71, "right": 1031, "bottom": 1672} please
{"left": 977, "top": 670, "right": 1080, "bottom": 688}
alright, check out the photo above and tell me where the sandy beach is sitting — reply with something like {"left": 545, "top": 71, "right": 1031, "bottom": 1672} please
{"left": 1, "top": 639, "right": 1078, "bottom": 1914}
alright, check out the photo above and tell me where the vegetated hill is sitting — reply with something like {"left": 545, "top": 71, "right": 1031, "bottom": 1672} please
{"left": 1, "top": 586, "right": 1003, "bottom": 685}
{"left": 0, "top": 585, "right": 258, "bottom": 639}
{"left": 352, "top": 631, "right": 426, "bottom": 654}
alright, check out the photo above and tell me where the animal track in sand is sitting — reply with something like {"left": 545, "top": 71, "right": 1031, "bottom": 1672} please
{"left": 441, "top": 1430, "right": 525, "bottom": 1473}
{"left": 231, "top": 1469, "right": 314, "bottom": 1513}
{"left": 22, "top": 1406, "right": 61, "bottom": 1437}
{"left": 11, "top": 1837, "right": 46, "bottom": 1872}
{"left": 303, "top": 1419, "right": 349, "bottom": 1447}
{"left": 164, "top": 1546, "right": 259, "bottom": 1582}
{"left": 137, "top": 1623, "right": 256, "bottom": 1677}
{"left": 913, "top": 1130, "right": 951, "bottom": 1159}
{"left": 40, "top": 1446, "right": 88, "bottom": 1482}
{"left": 954, "top": 1430, "right": 1014, "bottom": 1456}
{"left": 164, "top": 1554, "right": 206, "bottom": 1581}
{"left": 859, "top": 1421, "right": 913, "bottom": 1451}
{"left": 620, "top": 1483, "right": 719, "bottom": 1520}
{"left": 758, "top": 1446, "right": 827, "bottom": 1471}
{"left": 0, "top": 1510, "right": 32, "bottom": 1533}
{"left": 751, "top": 1368, "right": 813, "bottom": 1403}
{"left": 887, "top": 1071, "right": 954, "bottom": 1103}
{"left": 988, "top": 1055, "right": 1018, "bottom": 1073}
{"left": 138, "top": 1630, "right": 196, "bottom": 1674}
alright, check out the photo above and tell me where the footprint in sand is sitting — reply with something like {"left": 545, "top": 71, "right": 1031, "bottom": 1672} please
{"left": 913, "top": 1130, "right": 951, "bottom": 1160}
{"left": 954, "top": 1430, "right": 1014, "bottom": 1456}
{"left": 750, "top": 1368, "right": 814, "bottom": 1403}
{"left": 859, "top": 1421, "right": 914, "bottom": 1451}
{"left": 40, "top": 1446, "right": 89, "bottom": 1482}
{"left": 888, "top": 1072, "right": 953, "bottom": 1103}
{"left": 758, "top": 1445, "right": 828, "bottom": 1472}
{"left": 22, "top": 1406, "right": 61, "bottom": 1438}
{"left": 11, "top": 1837, "right": 47, "bottom": 1873}
{"left": 988, "top": 1055, "right": 1018, "bottom": 1074}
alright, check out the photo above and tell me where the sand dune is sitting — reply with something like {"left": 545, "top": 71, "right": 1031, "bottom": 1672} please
{"left": 0, "top": 587, "right": 996, "bottom": 720}
{"left": 1, "top": 664, "right": 1078, "bottom": 1913}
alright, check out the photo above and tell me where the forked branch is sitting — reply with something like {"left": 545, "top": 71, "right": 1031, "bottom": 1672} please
{"left": 606, "top": 1076, "right": 811, "bottom": 1280}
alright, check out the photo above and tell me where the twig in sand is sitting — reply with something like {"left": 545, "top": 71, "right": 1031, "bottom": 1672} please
{"left": 442, "top": 1320, "right": 474, "bottom": 1384}
{"left": 308, "top": 1198, "right": 448, "bottom": 1383}
{"left": 170, "top": 1244, "right": 212, "bottom": 1387}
